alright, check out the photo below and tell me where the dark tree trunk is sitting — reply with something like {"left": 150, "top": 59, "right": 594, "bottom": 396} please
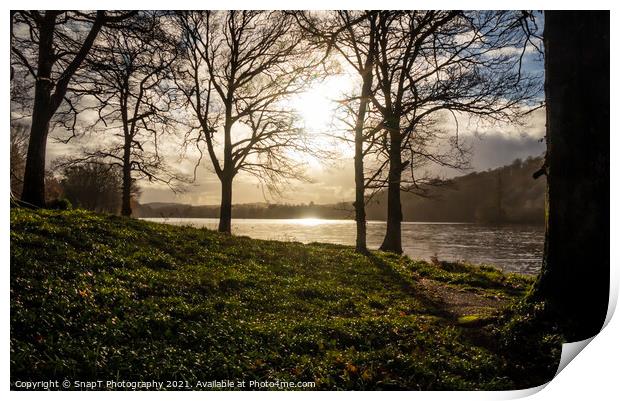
{"left": 20, "top": 11, "right": 105, "bottom": 207}
{"left": 354, "top": 166, "right": 367, "bottom": 253}
{"left": 20, "top": 13, "right": 56, "bottom": 207}
{"left": 218, "top": 173, "right": 233, "bottom": 233}
{"left": 218, "top": 105, "right": 234, "bottom": 234}
{"left": 532, "top": 11, "right": 609, "bottom": 341}
{"left": 352, "top": 13, "right": 377, "bottom": 254}
{"left": 353, "top": 45, "right": 375, "bottom": 254}
{"left": 121, "top": 143, "right": 132, "bottom": 217}
{"left": 354, "top": 106, "right": 368, "bottom": 252}
{"left": 21, "top": 95, "right": 51, "bottom": 207}
{"left": 380, "top": 128, "right": 403, "bottom": 254}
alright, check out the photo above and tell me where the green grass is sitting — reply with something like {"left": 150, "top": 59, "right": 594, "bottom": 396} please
{"left": 10, "top": 208, "right": 560, "bottom": 390}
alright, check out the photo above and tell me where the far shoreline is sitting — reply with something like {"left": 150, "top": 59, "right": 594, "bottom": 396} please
{"left": 140, "top": 216, "right": 545, "bottom": 226}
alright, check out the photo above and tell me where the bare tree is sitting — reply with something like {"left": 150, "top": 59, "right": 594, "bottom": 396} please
{"left": 11, "top": 10, "right": 136, "bottom": 207}
{"left": 59, "top": 13, "right": 185, "bottom": 216}
{"left": 174, "top": 11, "right": 321, "bottom": 233}
{"left": 294, "top": 10, "right": 379, "bottom": 253}
{"left": 365, "top": 11, "right": 541, "bottom": 253}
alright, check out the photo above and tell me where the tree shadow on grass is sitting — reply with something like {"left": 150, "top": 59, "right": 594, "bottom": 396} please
{"left": 366, "top": 252, "right": 508, "bottom": 353}
{"left": 366, "top": 253, "right": 459, "bottom": 321}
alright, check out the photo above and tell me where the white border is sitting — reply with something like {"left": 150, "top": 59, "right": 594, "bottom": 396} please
{"left": 3, "top": 1, "right": 618, "bottom": 400}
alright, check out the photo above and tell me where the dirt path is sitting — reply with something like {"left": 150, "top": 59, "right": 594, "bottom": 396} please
{"left": 416, "top": 277, "right": 510, "bottom": 319}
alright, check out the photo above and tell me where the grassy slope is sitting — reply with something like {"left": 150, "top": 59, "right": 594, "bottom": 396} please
{"left": 10, "top": 208, "right": 558, "bottom": 390}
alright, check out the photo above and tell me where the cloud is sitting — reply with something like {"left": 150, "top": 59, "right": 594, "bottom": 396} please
{"left": 116, "top": 109, "right": 547, "bottom": 205}
{"left": 467, "top": 132, "right": 545, "bottom": 171}
{"left": 44, "top": 100, "right": 547, "bottom": 207}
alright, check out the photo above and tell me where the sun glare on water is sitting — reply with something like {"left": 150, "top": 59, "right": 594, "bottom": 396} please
{"left": 298, "top": 218, "right": 324, "bottom": 226}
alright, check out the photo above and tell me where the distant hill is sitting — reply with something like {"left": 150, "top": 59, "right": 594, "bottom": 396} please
{"left": 135, "top": 155, "right": 546, "bottom": 224}
{"left": 365, "top": 155, "right": 546, "bottom": 224}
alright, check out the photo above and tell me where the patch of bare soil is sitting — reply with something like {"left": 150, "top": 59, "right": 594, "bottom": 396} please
{"left": 416, "top": 277, "right": 510, "bottom": 319}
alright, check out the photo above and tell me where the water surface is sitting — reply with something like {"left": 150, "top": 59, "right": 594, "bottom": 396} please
{"left": 142, "top": 218, "right": 544, "bottom": 275}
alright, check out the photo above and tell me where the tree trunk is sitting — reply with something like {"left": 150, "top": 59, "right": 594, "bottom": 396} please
{"left": 353, "top": 178, "right": 367, "bottom": 253}
{"left": 218, "top": 102, "right": 234, "bottom": 234}
{"left": 353, "top": 57, "right": 375, "bottom": 254}
{"left": 531, "top": 11, "right": 609, "bottom": 341}
{"left": 218, "top": 173, "right": 233, "bottom": 233}
{"left": 20, "top": 11, "right": 105, "bottom": 207}
{"left": 380, "top": 128, "right": 403, "bottom": 254}
{"left": 121, "top": 143, "right": 132, "bottom": 217}
{"left": 21, "top": 97, "right": 51, "bottom": 207}
{"left": 121, "top": 171, "right": 132, "bottom": 217}
{"left": 20, "top": 13, "right": 56, "bottom": 207}
{"left": 351, "top": 13, "right": 377, "bottom": 254}
{"left": 354, "top": 110, "right": 368, "bottom": 252}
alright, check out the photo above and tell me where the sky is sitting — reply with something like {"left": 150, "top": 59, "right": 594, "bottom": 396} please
{"left": 43, "top": 12, "right": 546, "bottom": 207}
{"left": 114, "top": 108, "right": 546, "bottom": 206}
{"left": 47, "top": 104, "right": 545, "bottom": 207}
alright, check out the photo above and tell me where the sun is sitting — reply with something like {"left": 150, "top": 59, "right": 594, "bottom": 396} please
{"left": 291, "top": 75, "right": 353, "bottom": 134}
{"left": 294, "top": 88, "right": 333, "bottom": 132}
{"left": 286, "top": 73, "right": 357, "bottom": 167}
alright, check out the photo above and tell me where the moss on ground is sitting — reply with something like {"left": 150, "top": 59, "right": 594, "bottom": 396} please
{"left": 10, "top": 208, "right": 560, "bottom": 390}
